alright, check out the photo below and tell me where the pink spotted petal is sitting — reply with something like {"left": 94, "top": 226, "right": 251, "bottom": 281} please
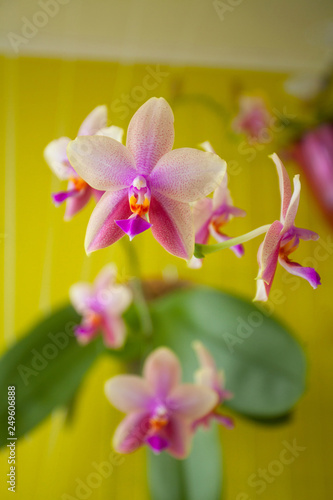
{"left": 193, "top": 198, "right": 213, "bottom": 244}
{"left": 64, "top": 185, "right": 92, "bottom": 221}
{"left": 144, "top": 348, "right": 181, "bottom": 398}
{"left": 113, "top": 410, "right": 150, "bottom": 454}
{"left": 126, "top": 97, "right": 174, "bottom": 175}
{"left": 168, "top": 384, "right": 218, "bottom": 419}
{"left": 149, "top": 193, "right": 194, "bottom": 260}
{"left": 278, "top": 256, "right": 321, "bottom": 289}
{"left": 44, "top": 137, "right": 73, "bottom": 180}
{"left": 270, "top": 153, "right": 292, "bottom": 222}
{"left": 85, "top": 189, "right": 132, "bottom": 254}
{"left": 150, "top": 148, "right": 226, "bottom": 203}
{"left": 78, "top": 105, "right": 108, "bottom": 136}
{"left": 67, "top": 136, "right": 136, "bottom": 191}
{"left": 116, "top": 214, "right": 152, "bottom": 241}
{"left": 283, "top": 175, "right": 301, "bottom": 233}
{"left": 102, "top": 314, "right": 127, "bottom": 349}
{"left": 164, "top": 416, "right": 192, "bottom": 459}
{"left": 257, "top": 220, "right": 284, "bottom": 283}
{"left": 294, "top": 227, "right": 319, "bottom": 241}
{"left": 209, "top": 227, "right": 244, "bottom": 257}
{"left": 105, "top": 375, "right": 152, "bottom": 412}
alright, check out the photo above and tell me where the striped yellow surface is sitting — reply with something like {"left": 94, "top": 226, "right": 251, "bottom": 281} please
{"left": 1, "top": 56, "right": 333, "bottom": 500}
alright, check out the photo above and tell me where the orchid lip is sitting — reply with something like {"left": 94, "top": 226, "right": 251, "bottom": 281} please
{"left": 52, "top": 189, "right": 79, "bottom": 205}
{"left": 115, "top": 214, "right": 152, "bottom": 240}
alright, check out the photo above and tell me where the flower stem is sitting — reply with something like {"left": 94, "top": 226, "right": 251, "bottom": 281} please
{"left": 120, "top": 238, "right": 153, "bottom": 337}
{"left": 194, "top": 224, "right": 271, "bottom": 258}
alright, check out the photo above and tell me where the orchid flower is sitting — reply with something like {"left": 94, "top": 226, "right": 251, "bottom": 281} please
{"left": 232, "top": 96, "right": 271, "bottom": 143}
{"left": 192, "top": 342, "right": 234, "bottom": 430}
{"left": 67, "top": 98, "right": 226, "bottom": 260}
{"left": 69, "top": 264, "right": 132, "bottom": 348}
{"left": 44, "top": 105, "right": 124, "bottom": 220}
{"left": 255, "top": 154, "right": 321, "bottom": 301}
{"left": 189, "top": 141, "right": 246, "bottom": 268}
{"left": 104, "top": 347, "right": 218, "bottom": 458}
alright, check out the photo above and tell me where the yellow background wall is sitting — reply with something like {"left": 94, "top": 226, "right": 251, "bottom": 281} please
{"left": 0, "top": 56, "right": 332, "bottom": 499}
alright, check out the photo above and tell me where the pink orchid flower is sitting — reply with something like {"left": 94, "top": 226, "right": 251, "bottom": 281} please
{"left": 232, "top": 96, "right": 271, "bottom": 143}
{"left": 69, "top": 264, "right": 132, "bottom": 348}
{"left": 104, "top": 347, "right": 218, "bottom": 458}
{"left": 255, "top": 153, "right": 321, "bottom": 301}
{"left": 291, "top": 123, "right": 333, "bottom": 229}
{"left": 189, "top": 141, "right": 246, "bottom": 268}
{"left": 192, "top": 341, "right": 234, "bottom": 430}
{"left": 44, "top": 105, "right": 124, "bottom": 220}
{"left": 67, "top": 98, "right": 226, "bottom": 260}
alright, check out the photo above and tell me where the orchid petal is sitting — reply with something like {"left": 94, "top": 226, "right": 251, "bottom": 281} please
{"left": 93, "top": 263, "right": 117, "bottom": 292}
{"left": 257, "top": 220, "right": 283, "bottom": 283}
{"left": 102, "top": 315, "right": 127, "bottom": 348}
{"left": 270, "top": 153, "right": 292, "bottom": 222}
{"left": 212, "top": 174, "right": 231, "bottom": 209}
{"left": 193, "top": 198, "right": 212, "bottom": 246}
{"left": 294, "top": 227, "right": 319, "bottom": 241}
{"left": 193, "top": 341, "right": 216, "bottom": 370}
{"left": 44, "top": 137, "right": 72, "bottom": 180}
{"left": 150, "top": 148, "right": 226, "bottom": 203}
{"left": 105, "top": 375, "right": 152, "bottom": 412}
{"left": 78, "top": 105, "right": 108, "bottom": 136}
{"left": 199, "top": 141, "right": 215, "bottom": 153}
{"left": 64, "top": 184, "right": 92, "bottom": 221}
{"left": 209, "top": 227, "right": 245, "bottom": 257}
{"left": 97, "top": 125, "right": 124, "bottom": 143}
{"left": 85, "top": 189, "right": 132, "bottom": 254}
{"left": 69, "top": 283, "right": 92, "bottom": 314}
{"left": 254, "top": 279, "right": 271, "bottom": 302}
{"left": 126, "top": 97, "right": 174, "bottom": 175}
{"left": 67, "top": 136, "right": 136, "bottom": 191}
{"left": 278, "top": 256, "right": 321, "bottom": 288}
{"left": 283, "top": 175, "right": 301, "bottom": 232}
{"left": 144, "top": 348, "right": 181, "bottom": 398}
{"left": 187, "top": 256, "right": 203, "bottom": 269}
{"left": 149, "top": 193, "right": 194, "bottom": 260}
{"left": 93, "top": 189, "right": 105, "bottom": 202}
{"left": 214, "top": 413, "right": 234, "bottom": 429}
{"left": 113, "top": 410, "right": 150, "bottom": 454}
{"left": 164, "top": 416, "right": 192, "bottom": 459}
{"left": 168, "top": 384, "right": 218, "bottom": 419}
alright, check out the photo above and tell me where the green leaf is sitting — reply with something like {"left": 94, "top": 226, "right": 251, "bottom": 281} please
{"left": 148, "top": 423, "right": 222, "bottom": 500}
{"left": 0, "top": 304, "right": 106, "bottom": 446}
{"left": 149, "top": 287, "right": 306, "bottom": 419}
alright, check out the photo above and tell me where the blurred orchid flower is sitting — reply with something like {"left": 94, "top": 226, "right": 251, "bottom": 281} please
{"left": 189, "top": 141, "right": 246, "bottom": 268}
{"left": 291, "top": 123, "right": 333, "bottom": 229}
{"left": 69, "top": 264, "right": 132, "bottom": 348}
{"left": 255, "top": 154, "right": 321, "bottom": 301}
{"left": 67, "top": 98, "right": 226, "bottom": 260}
{"left": 192, "top": 341, "right": 234, "bottom": 430}
{"left": 232, "top": 96, "right": 271, "bottom": 143}
{"left": 105, "top": 347, "right": 218, "bottom": 458}
{"left": 44, "top": 106, "right": 124, "bottom": 220}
